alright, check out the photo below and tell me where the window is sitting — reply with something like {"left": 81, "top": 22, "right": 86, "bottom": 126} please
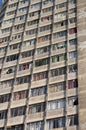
{"left": 55, "top": 11, "right": 67, "bottom": 20}
{"left": 41, "top": 15, "right": 52, "bottom": 22}
{"left": 68, "top": 96, "right": 78, "bottom": 106}
{"left": 0, "top": 58, "right": 4, "bottom": 64}
{"left": 35, "top": 58, "right": 49, "bottom": 67}
{"left": 52, "top": 41, "right": 66, "bottom": 50}
{"left": 0, "top": 80, "right": 14, "bottom": 88}
{"left": 27, "top": 121, "right": 44, "bottom": 130}
{"left": 49, "top": 82, "right": 65, "bottom": 93}
{"left": 43, "top": 0, "right": 53, "bottom": 5}
{"left": 6, "top": 54, "right": 19, "bottom": 62}
{"left": 11, "top": 33, "right": 23, "bottom": 41}
{"left": 7, "top": 10, "right": 16, "bottom": 16}
{"left": 9, "top": 43, "right": 20, "bottom": 51}
{"left": 42, "top": 7, "right": 53, "bottom": 13}
{"left": 13, "top": 23, "right": 25, "bottom": 31}
{"left": 37, "top": 46, "right": 50, "bottom": 54}
{"left": 29, "top": 103, "right": 45, "bottom": 114}
{"left": 53, "top": 30, "right": 67, "bottom": 39}
{"left": 27, "top": 19, "right": 39, "bottom": 26}
{"left": 18, "top": 62, "right": 32, "bottom": 71}
{"left": 7, "top": 125, "right": 24, "bottom": 130}
{"left": 68, "top": 79, "right": 78, "bottom": 89}
{"left": 15, "top": 15, "right": 26, "bottom": 22}
{"left": 0, "top": 110, "right": 7, "bottom": 120}
{"left": 69, "top": 17, "right": 76, "bottom": 24}
{"left": 0, "top": 36, "right": 10, "bottom": 44}
{"left": 0, "top": 94, "right": 10, "bottom": 103}
{"left": 38, "top": 35, "right": 51, "bottom": 43}
{"left": 13, "top": 90, "right": 28, "bottom": 100}
{"left": 67, "top": 115, "right": 78, "bottom": 126}
{"left": 69, "top": 8, "right": 76, "bottom": 14}
{"left": 51, "top": 53, "right": 66, "bottom": 63}
{"left": 47, "top": 117, "right": 65, "bottom": 130}
{"left": 69, "top": 39, "right": 77, "bottom": 46}
{"left": 11, "top": 106, "right": 25, "bottom": 117}
{"left": 33, "top": 71, "right": 48, "bottom": 81}
{"left": 48, "top": 99, "right": 65, "bottom": 110}
{"left": 16, "top": 76, "right": 30, "bottom": 85}
{"left": 22, "top": 39, "right": 36, "bottom": 47}
{"left": 69, "top": 0, "right": 76, "bottom": 4}
{"left": 30, "top": 2, "right": 41, "bottom": 9}
{"left": 54, "top": 20, "right": 67, "bottom": 28}
{"left": 29, "top": 11, "right": 40, "bottom": 17}
{"left": 50, "top": 67, "right": 66, "bottom": 77}
{"left": 3, "top": 66, "right": 16, "bottom": 75}
{"left": 2, "top": 27, "right": 12, "bottom": 33}
{"left": 8, "top": 3, "right": 17, "bottom": 8}
{"left": 26, "top": 28, "right": 37, "bottom": 35}
{"left": 31, "top": 86, "right": 46, "bottom": 97}
{"left": 69, "top": 51, "right": 77, "bottom": 59}
{"left": 21, "top": 50, "right": 34, "bottom": 58}
{"left": 56, "top": 2, "right": 67, "bottom": 10}
{"left": 39, "top": 25, "right": 52, "bottom": 32}
{"left": 68, "top": 64, "right": 77, "bottom": 73}
{"left": 19, "top": 7, "right": 28, "bottom": 13}
{"left": 69, "top": 27, "right": 77, "bottom": 34}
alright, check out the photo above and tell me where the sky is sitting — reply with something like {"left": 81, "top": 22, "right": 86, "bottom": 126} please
{"left": 0, "top": 0, "right": 2, "bottom": 5}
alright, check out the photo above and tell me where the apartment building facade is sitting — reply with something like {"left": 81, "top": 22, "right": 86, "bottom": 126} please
{"left": 0, "top": 0, "right": 86, "bottom": 130}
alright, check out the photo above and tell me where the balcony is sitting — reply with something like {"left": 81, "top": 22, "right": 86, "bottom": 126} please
{"left": 0, "top": 119, "right": 5, "bottom": 127}
{"left": 29, "top": 6, "right": 40, "bottom": 13}
{"left": 38, "top": 30, "right": 51, "bottom": 37}
{"left": 39, "top": 20, "right": 52, "bottom": 27}
{"left": 67, "top": 126, "right": 78, "bottom": 130}
{"left": 3, "top": 60, "right": 17, "bottom": 68}
{"left": 68, "top": 72, "right": 77, "bottom": 80}
{"left": 9, "top": 39, "right": 22, "bottom": 45}
{"left": 7, "top": 116, "right": 24, "bottom": 126}
{"left": 19, "top": 56, "right": 33, "bottom": 64}
{"left": 49, "top": 75, "right": 66, "bottom": 84}
{"left": 31, "top": 0, "right": 41, "bottom": 5}
{"left": 31, "top": 79, "right": 47, "bottom": 88}
{"left": 8, "top": 0, "right": 18, "bottom": 5}
{"left": 16, "top": 69, "right": 31, "bottom": 78}
{"left": 48, "top": 91, "right": 65, "bottom": 101}
{"left": 36, "top": 41, "right": 50, "bottom": 48}
{"left": 0, "top": 102, "right": 9, "bottom": 111}
{"left": 27, "top": 112, "right": 44, "bottom": 122}
{"left": 46, "top": 108, "right": 64, "bottom": 119}
{"left": 67, "top": 106, "right": 78, "bottom": 115}
{"left": 7, "top": 49, "right": 19, "bottom": 56}
{"left": 35, "top": 52, "right": 49, "bottom": 60}
{"left": 14, "top": 83, "right": 29, "bottom": 92}
{"left": 67, "top": 88, "right": 78, "bottom": 97}
{"left": 52, "top": 37, "right": 66, "bottom": 44}
{"left": 69, "top": 45, "right": 77, "bottom": 52}
{"left": 41, "top": 11, "right": 53, "bottom": 18}
{"left": 0, "top": 52, "right": 5, "bottom": 58}
{"left": 27, "top": 15, "right": 39, "bottom": 22}
{"left": 24, "top": 34, "right": 36, "bottom": 41}
{"left": 11, "top": 99, "right": 26, "bottom": 108}
{"left": 42, "top": 2, "right": 53, "bottom": 9}
{"left": 33, "top": 65, "right": 48, "bottom": 73}
{"left": 25, "top": 24, "right": 38, "bottom": 31}
{"left": 50, "top": 61, "right": 66, "bottom": 70}
{"left": 0, "top": 86, "right": 11, "bottom": 95}
{"left": 21, "top": 45, "right": 34, "bottom": 52}
{"left": 18, "top": 2, "right": 29, "bottom": 9}
{"left": 6, "top": 7, "right": 17, "bottom": 13}
{"left": 1, "top": 73, "right": 14, "bottom": 81}
{"left": 29, "top": 95, "right": 45, "bottom": 104}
